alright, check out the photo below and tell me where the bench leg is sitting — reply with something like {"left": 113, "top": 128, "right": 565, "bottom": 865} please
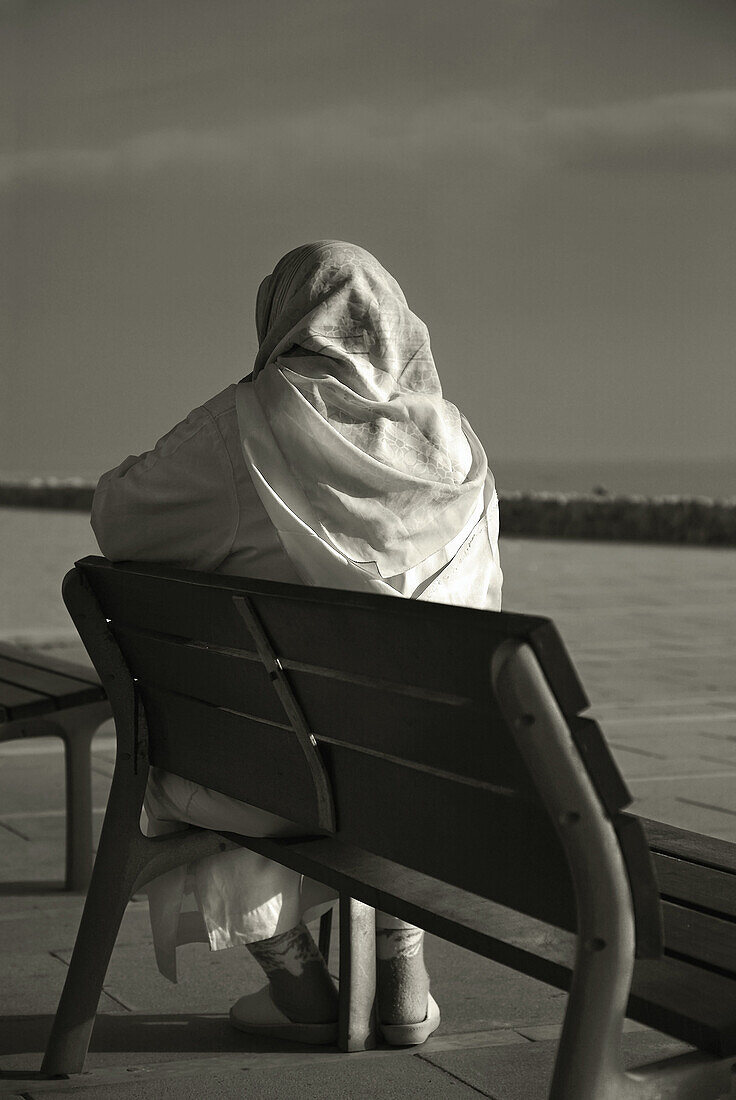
{"left": 337, "top": 895, "right": 377, "bottom": 1052}
{"left": 495, "top": 644, "right": 735, "bottom": 1100}
{"left": 42, "top": 864, "right": 141, "bottom": 1073}
{"left": 622, "top": 1051, "right": 735, "bottom": 1100}
{"left": 42, "top": 791, "right": 146, "bottom": 1075}
{"left": 61, "top": 723, "right": 94, "bottom": 892}
{"left": 318, "top": 908, "right": 333, "bottom": 965}
{"left": 54, "top": 702, "right": 110, "bottom": 892}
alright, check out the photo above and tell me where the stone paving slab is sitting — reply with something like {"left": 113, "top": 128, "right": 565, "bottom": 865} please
{"left": 0, "top": 752, "right": 113, "bottom": 819}
{"left": 502, "top": 540, "right": 736, "bottom": 713}
{"left": 423, "top": 939, "right": 566, "bottom": 1036}
{"left": 421, "top": 1030, "right": 693, "bottom": 1100}
{"left": 0, "top": 1028, "right": 698, "bottom": 1100}
{"left": 14, "top": 1054, "right": 488, "bottom": 1100}
{"left": 0, "top": 898, "right": 149, "bottom": 956}
{"left": 1, "top": 952, "right": 123, "bottom": 1019}
{"left": 0, "top": 1033, "right": 530, "bottom": 1098}
{"left": 627, "top": 776, "right": 736, "bottom": 842}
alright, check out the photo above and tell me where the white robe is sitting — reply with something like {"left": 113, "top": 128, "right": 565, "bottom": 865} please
{"left": 92, "top": 382, "right": 502, "bottom": 981}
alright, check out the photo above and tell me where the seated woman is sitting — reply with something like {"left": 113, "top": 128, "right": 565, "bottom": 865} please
{"left": 92, "top": 240, "right": 503, "bottom": 1047}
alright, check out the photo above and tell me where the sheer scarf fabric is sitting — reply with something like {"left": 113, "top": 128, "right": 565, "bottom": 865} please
{"left": 239, "top": 241, "right": 501, "bottom": 606}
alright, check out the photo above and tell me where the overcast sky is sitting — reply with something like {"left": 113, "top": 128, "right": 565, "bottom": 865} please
{"left": 2, "top": 0, "right": 735, "bottom": 479}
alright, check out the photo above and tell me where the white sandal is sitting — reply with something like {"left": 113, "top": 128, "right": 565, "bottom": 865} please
{"left": 230, "top": 986, "right": 337, "bottom": 1045}
{"left": 379, "top": 993, "right": 441, "bottom": 1046}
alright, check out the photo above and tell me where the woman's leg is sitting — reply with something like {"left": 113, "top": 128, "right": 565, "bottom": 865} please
{"left": 146, "top": 769, "right": 338, "bottom": 1023}
{"left": 246, "top": 922, "right": 338, "bottom": 1023}
{"left": 248, "top": 910, "right": 429, "bottom": 1029}
{"left": 375, "top": 913, "right": 430, "bottom": 1024}
{"left": 147, "top": 773, "right": 428, "bottom": 1027}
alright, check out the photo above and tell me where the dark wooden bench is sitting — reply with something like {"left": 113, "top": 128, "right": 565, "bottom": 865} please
{"left": 0, "top": 641, "right": 110, "bottom": 890}
{"left": 42, "top": 557, "right": 736, "bottom": 1098}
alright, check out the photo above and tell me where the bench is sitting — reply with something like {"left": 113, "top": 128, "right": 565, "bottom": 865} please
{"left": 0, "top": 641, "right": 110, "bottom": 890}
{"left": 42, "top": 557, "right": 736, "bottom": 1098}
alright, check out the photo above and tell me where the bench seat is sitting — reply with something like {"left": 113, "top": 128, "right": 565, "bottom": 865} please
{"left": 0, "top": 642, "right": 110, "bottom": 889}
{"left": 226, "top": 817, "right": 736, "bottom": 1059}
{"left": 41, "top": 558, "right": 736, "bottom": 1098}
{"left": 0, "top": 641, "right": 105, "bottom": 724}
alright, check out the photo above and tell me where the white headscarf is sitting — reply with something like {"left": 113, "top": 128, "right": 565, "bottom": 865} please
{"left": 237, "top": 241, "right": 501, "bottom": 605}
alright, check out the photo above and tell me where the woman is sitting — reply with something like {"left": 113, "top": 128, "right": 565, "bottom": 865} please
{"left": 92, "top": 240, "right": 502, "bottom": 1046}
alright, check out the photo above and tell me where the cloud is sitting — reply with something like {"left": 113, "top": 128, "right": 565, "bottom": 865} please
{"left": 1, "top": 87, "right": 734, "bottom": 191}
{"left": 544, "top": 89, "right": 736, "bottom": 171}
{"left": 0, "top": 98, "right": 535, "bottom": 191}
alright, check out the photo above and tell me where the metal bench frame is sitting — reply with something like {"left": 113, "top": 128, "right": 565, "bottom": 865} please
{"left": 42, "top": 563, "right": 736, "bottom": 1099}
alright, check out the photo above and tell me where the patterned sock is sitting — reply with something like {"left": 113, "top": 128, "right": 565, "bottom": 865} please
{"left": 247, "top": 922, "right": 338, "bottom": 1024}
{"left": 376, "top": 922, "right": 430, "bottom": 1025}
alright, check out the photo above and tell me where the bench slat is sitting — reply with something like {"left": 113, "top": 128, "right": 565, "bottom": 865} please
{"left": 0, "top": 642, "right": 101, "bottom": 688}
{"left": 321, "top": 740, "right": 577, "bottom": 932}
{"left": 142, "top": 687, "right": 329, "bottom": 832}
{"left": 661, "top": 900, "right": 736, "bottom": 977}
{"left": 230, "top": 833, "right": 736, "bottom": 1057}
{"left": 253, "top": 591, "right": 580, "bottom": 714}
{"left": 81, "top": 560, "right": 588, "bottom": 716}
{"left": 630, "top": 957, "right": 736, "bottom": 1057}
{"left": 114, "top": 625, "right": 534, "bottom": 791}
{"left": 290, "top": 670, "right": 532, "bottom": 790}
{"left": 642, "top": 817, "right": 736, "bottom": 877}
{"left": 653, "top": 853, "right": 736, "bottom": 921}
{"left": 0, "top": 656, "right": 100, "bottom": 710}
{"left": 0, "top": 679, "right": 57, "bottom": 721}
{"left": 114, "top": 627, "right": 286, "bottom": 725}
{"left": 139, "top": 682, "right": 576, "bottom": 931}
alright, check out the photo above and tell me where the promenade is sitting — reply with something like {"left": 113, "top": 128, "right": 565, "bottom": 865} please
{"left": 1, "top": 507, "right": 734, "bottom": 1097}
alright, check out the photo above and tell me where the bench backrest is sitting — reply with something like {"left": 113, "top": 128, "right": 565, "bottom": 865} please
{"left": 66, "top": 555, "right": 662, "bottom": 954}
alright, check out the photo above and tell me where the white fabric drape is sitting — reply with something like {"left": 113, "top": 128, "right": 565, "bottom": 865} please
{"left": 236, "top": 376, "right": 502, "bottom": 607}
{"left": 111, "top": 241, "right": 503, "bottom": 980}
{"left": 247, "top": 241, "right": 492, "bottom": 582}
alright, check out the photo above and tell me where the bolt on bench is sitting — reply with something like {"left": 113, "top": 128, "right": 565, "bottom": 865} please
{"left": 0, "top": 641, "right": 110, "bottom": 890}
{"left": 43, "top": 557, "right": 736, "bottom": 1099}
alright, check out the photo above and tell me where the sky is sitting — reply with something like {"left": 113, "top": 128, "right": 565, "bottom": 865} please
{"left": 1, "top": 0, "right": 735, "bottom": 482}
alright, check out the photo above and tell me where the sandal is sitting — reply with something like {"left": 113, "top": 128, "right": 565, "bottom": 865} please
{"left": 378, "top": 993, "right": 441, "bottom": 1046}
{"left": 229, "top": 986, "right": 337, "bottom": 1046}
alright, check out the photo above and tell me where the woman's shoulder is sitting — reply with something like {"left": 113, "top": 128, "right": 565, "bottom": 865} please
{"left": 94, "top": 385, "right": 239, "bottom": 494}
{"left": 200, "top": 383, "right": 248, "bottom": 468}
{"left": 202, "top": 383, "right": 238, "bottom": 422}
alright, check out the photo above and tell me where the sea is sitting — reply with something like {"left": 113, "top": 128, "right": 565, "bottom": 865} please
{"left": 1, "top": 457, "right": 735, "bottom": 501}
{"left": 491, "top": 458, "right": 736, "bottom": 500}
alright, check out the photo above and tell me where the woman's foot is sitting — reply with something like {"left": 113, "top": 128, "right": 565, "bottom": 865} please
{"left": 230, "top": 986, "right": 337, "bottom": 1045}
{"left": 375, "top": 919, "right": 430, "bottom": 1026}
{"left": 246, "top": 922, "right": 338, "bottom": 1024}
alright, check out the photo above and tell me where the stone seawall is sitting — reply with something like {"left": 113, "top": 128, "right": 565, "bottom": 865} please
{"left": 0, "top": 478, "right": 96, "bottom": 512}
{"left": 2, "top": 478, "right": 735, "bottom": 546}
{"left": 499, "top": 491, "right": 736, "bottom": 546}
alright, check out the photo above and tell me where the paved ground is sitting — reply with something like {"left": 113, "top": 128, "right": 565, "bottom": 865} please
{"left": 0, "top": 509, "right": 734, "bottom": 1097}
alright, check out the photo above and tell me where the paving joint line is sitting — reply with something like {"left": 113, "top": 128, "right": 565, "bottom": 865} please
{"left": 607, "top": 742, "right": 667, "bottom": 759}
{"left": 0, "top": 809, "right": 106, "bottom": 822}
{"left": 676, "top": 797, "right": 736, "bottom": 818}
{"left": 628, "top": 771, "right": 736, "bottom": 783}
{"left": 417, "top": 1050, "right": 499, "bottom": 1098}
{"left": 47, "top": 953, "right": 133, "bottom": 1013}
{"left": 0, "top": 820, "right": 29, "bottom": 841}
